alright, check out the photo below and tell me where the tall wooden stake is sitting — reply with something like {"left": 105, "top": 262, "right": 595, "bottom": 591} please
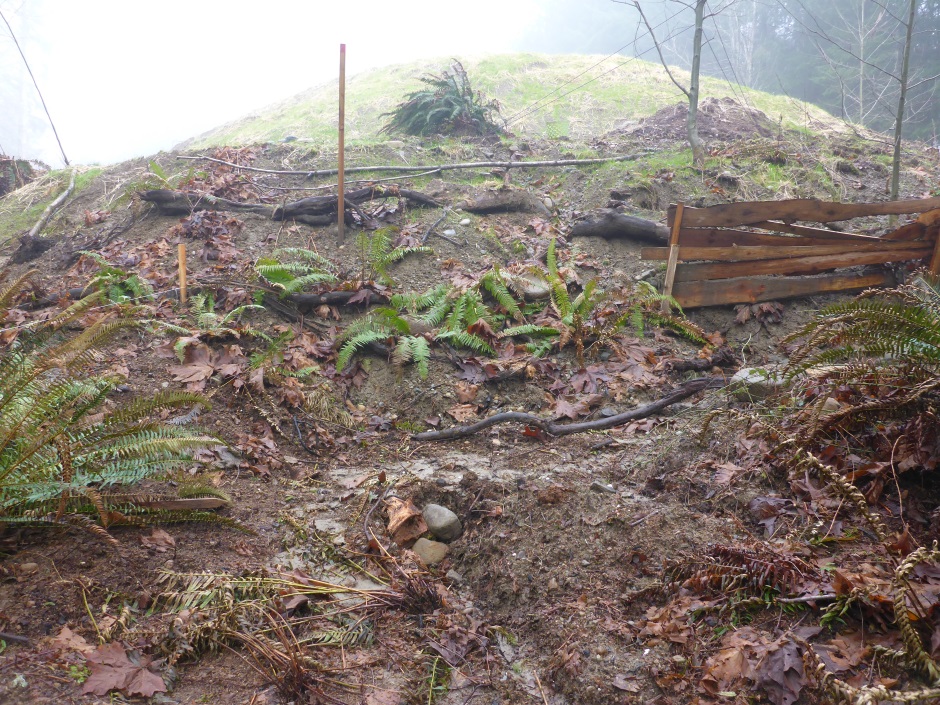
{"left": 661, "top": 202, "right": 685, "bottom": 313}
{"left": 337, "top": 43, "right": 346, "bottom": 243}
{"left": 177, "top": 243, "right": 188, "bottom": 304}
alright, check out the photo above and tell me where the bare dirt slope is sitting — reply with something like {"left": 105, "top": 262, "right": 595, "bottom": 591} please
{"left": 1, "top": 104, "right": 940, "bottom": 705}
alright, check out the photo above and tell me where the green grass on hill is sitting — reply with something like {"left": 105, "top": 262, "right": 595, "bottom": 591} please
{"left": 176, "top": 53, "right": 844, "bottom": 151}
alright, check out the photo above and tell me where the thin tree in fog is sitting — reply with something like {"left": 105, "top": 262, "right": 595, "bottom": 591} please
{"left": 631, "top": 0, "right": 709, "bottom": 165}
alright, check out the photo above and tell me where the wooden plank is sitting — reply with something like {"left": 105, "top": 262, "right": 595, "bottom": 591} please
{"left": 677, "top": 228, "right": 810, "bottom": 247}
{"left": 749, "top": 220, "right": 880, "bottom": 241}
{"left": 675, "top": 246, "right": 931, "bottom": 282}
{"left": 641, "top": 241, "right": 932, "bottom": 262}
{"left": 661, "top": 202, "right": 685, "bottom": 312}
{"left": 669, "top": 196, "right": 940, "bottom": 228}
{"left": 673, "top": 272, "right": 896, "bottom": 308}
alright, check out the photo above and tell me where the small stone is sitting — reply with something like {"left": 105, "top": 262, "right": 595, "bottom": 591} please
{"left": 459, "top": 218, "right": 471, "bottom": 226}
{"left": 547, "top": 577, "right": 559, "bottom": 590}
{"left": 445, "top": 569, "right": 464, "bottom": 584}
{"left": 730, "top": 367, "right": 784, "bottom": 401}
{"left": 542, "top": 197, "right": 554, "bottom": 210}
{"left": 443, "top": 228, "right": 457, "bottom": 236}
{"left": 599, "top": 407, "right": 618, "bottom": 418}
{"left": 413, "top": 538, "right": 449, "bottom": 566}
{"left": 590, "top": 480, "right": 616, "bottom": 493}
{"left": 423, "top": 504, "right": 463, "bottom": 542}
{"left": 17, "top": 562, "right": 38, "bottom": 575}
{"left": 822, "top": 397, "right": 840, "bottom": 413}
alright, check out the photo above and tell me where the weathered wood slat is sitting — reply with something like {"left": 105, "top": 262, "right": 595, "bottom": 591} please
{"left": 748, "top": 220, "right": 880, "bottom": 241}
{"left": 677, "top": 228, "right": 809, "bottom": 247}
{"left": 641, "top": 241, "right": 932, "bottom": 262}
{"left": 675, "top": 246, "right": 930, "bottom": 282}
{"left": 673, "top": 272, "right": 896, "bottom": 308}
{"left": 668, "top": 196, "right": 940, "bottom": 228}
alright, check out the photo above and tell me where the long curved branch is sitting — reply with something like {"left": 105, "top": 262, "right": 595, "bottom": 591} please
{"left": 412, "top": 376, "right": 725, "bottom": 442}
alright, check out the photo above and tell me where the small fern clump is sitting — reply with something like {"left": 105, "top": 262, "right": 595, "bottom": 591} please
{"left": 187, "top": 291, "right": 265, "bottom": 339}
{"left": 380, "top": 60, "right": 504, "bottom": 137}
{"left": 336, "top": 311, "right": 432, "bottom": 379}
{"left": 356, "top": 228, "right": 432, "bottom": 286}
{"left": 79, "top": 251, "right": 154, "bottom": 304}
{"left": 255, "top": 247, "right": 338, "bottom": 295}
{"left": 336, "top": 272, "right": 523, "bottom": 376}
{"left": 0, "top": 271, "right": 227, "bottom": 540}
{"left": 787, "top": 273, "right": 940, "bottom": 379}
{"left": 501, "top": 240, "right": 705, "bottom": 364}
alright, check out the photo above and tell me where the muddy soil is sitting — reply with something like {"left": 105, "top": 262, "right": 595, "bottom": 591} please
{"left": 1, "top": 102, "right": 939, "bottom": 705}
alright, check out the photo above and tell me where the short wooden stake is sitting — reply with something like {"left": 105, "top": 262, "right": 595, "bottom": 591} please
{"left": 337, "top": 43, "right": 346, "bottom": 244}
{"left": 177, "top": 243, "right": 187, "bottom": 304}
{"left": 661, "top": 202, "right": 685, "bottom": 313}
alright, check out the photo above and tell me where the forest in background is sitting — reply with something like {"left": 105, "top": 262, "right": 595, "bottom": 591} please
{"left": 519, "top": 0, "right": 940, "bottom": 143}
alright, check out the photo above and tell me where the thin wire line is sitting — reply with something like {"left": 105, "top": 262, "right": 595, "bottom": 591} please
{"left": 0, "top": 7, "right": 68, "bottom": 165}
{"left": 506, "top": 22, "right": 695, "bottom": 128}
{"left": 504, "top": 2, "right": 693, "bottom": 127}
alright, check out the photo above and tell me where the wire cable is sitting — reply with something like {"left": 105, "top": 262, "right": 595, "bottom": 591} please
{"left": 503, "top": 2, "right": 693, "bottom": 128}
{"left": 506, "top": 21, "right": 696, "bottom": 128}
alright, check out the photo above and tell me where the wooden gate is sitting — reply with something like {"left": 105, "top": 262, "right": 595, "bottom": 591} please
{"left": 639, "top": 197, "right": 940, "bottom": 308}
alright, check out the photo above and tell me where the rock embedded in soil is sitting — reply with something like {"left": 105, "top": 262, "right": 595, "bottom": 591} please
{"left": 413, "top": 538, "right": 450, "bottom": 566}
{"left": 590, "top": 480, "right": 616, "bottom": 493}
{"left": 729, "top": 367, "right": 785, "bottom": 401}
{"left": 423, "top": 503, "right": 462, "bottom": 541}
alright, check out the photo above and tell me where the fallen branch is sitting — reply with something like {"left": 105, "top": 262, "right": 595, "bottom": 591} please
{"left": 413, "top": 376, "right": 723, "bottom": 441}
{"left": 178, "top": 153, "right": 645, "bottom": 179}
{"left": 569, "top": 209, "right": 670, "bottom": 244}
{"left": 28, "top": 168, "right": 75, "bottom": 237}
{"left": 139, "top": 186, "right": 440, "bottom": 219}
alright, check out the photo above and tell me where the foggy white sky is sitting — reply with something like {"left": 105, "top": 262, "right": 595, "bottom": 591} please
{"left": 1, "top": 0, "right": 555, "bottom": 166}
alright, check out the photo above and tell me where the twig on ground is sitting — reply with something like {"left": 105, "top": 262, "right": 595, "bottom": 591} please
{"left": 421, "top": 209, "right": 450, "bottom": 245}
{"left": 412, "top": 377, "right": 724, "bottom": 441}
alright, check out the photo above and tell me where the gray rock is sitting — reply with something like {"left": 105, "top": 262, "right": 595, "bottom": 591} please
{"left": 459, "top": 218, "right": 471, "bottom": 226}
{"left": 590, "top": 480, "right": 616, "bottom": 493}
{"left": 423, "top": 503, "right": 463, "bottom": 541}
{"left": 443, "top": 228, "right": 457, "bottom": 236}
{"left": 445, "top": 569, "right": 464, "bottom": 584}
{"left": 730, "top": 367, "right": 785, "bottom": 401}
{"left": 413, "top": 538, "right": 449, "bottom": 566}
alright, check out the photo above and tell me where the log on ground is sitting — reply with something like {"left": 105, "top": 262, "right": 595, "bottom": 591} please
{"left": 569, "top": 209, "right": 670, "bottom": 244}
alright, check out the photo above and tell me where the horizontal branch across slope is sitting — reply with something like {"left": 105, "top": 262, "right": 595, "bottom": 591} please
{"left": 178, "top": 153, "right": 644, "bottom": 179}
{"left": 412, "top": 376, "right": 723, "bottom": 441}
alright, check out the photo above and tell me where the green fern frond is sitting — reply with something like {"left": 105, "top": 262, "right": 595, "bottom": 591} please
{"left": 434, "top": 329, "right": 495, "bottom": 356}
{"left": 501, "top": 324, "right": 561, "bottom": 339}
{"left": 391, "top": 335, "right": 431, "bottom": 378}
{"left": 0, "top": 270, "right": 38, "bottom": 310}
{"left": 481, "top": 268, "right": 523, "bottom": 321}
{"left": 336, "top": 330, "right": 390, "bottom": 371}
{"left": 270, "top": 247, "right": 336, "bottom": 271}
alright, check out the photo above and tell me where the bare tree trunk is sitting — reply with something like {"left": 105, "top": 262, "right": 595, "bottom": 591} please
{"left": 890, "top": 0, "right": 917, "bottom": 202}
{"left": 634, "top": 0, "right": 707, "bottom": 166}
{"left": 688, "top": 0, "right": 707, "bottom": 166}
